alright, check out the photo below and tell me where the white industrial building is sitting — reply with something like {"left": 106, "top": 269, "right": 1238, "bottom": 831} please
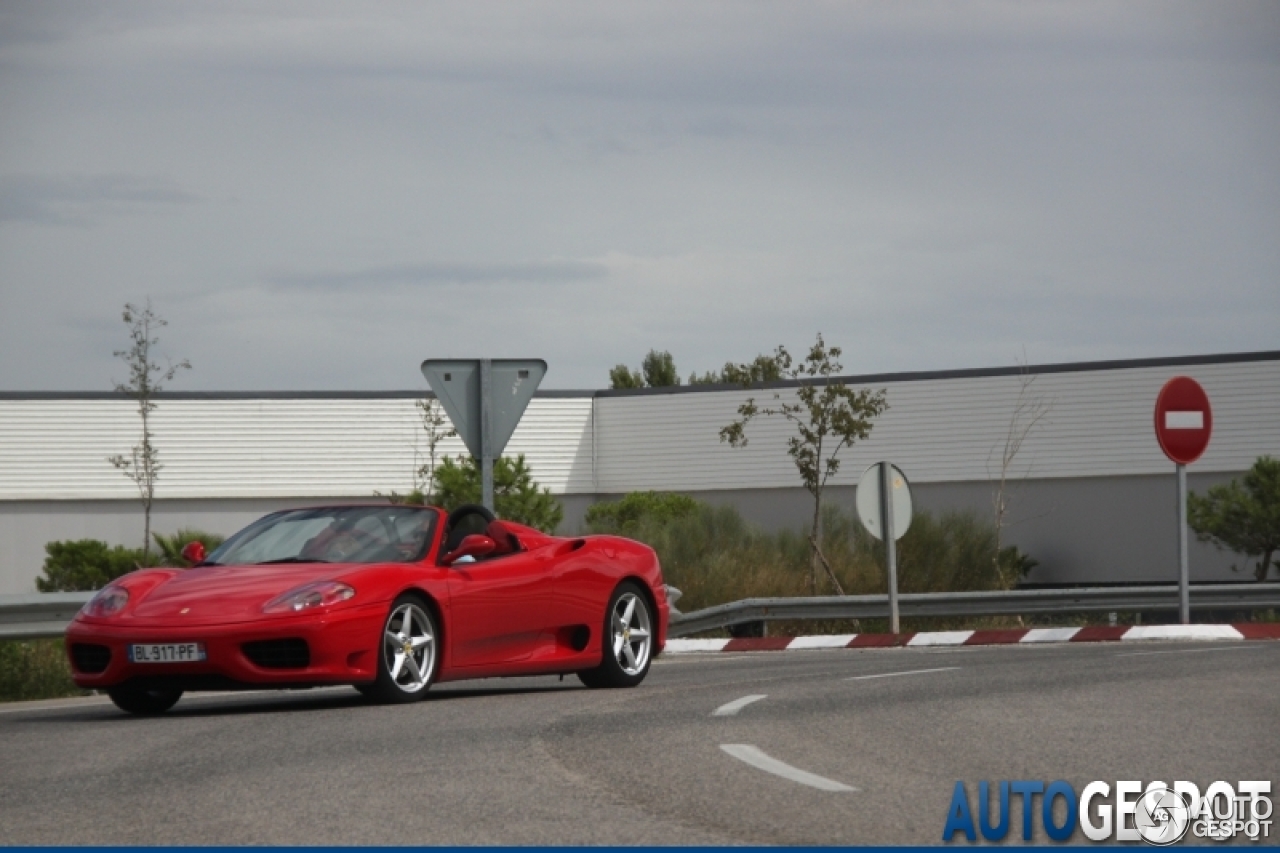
{"left": 1, "top": 350, "right": 1276, "bottom": 595}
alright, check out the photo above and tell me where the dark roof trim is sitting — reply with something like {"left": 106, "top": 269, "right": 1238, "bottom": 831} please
{"left": 594, "top": 348, "right": 1280, "bottom": 397}
{"left": 2, "top": 349, "right": 1276, "bottom": 401}
{"left": 0, "top": 389, "right": 597, "bottom": 401}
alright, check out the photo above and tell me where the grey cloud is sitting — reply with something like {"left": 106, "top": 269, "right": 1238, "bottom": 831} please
{"left": 0, "top": 174, "right": 198, "bottom": 226}
{"left": 270, "top": 260, "right": 610, "bottom": 290}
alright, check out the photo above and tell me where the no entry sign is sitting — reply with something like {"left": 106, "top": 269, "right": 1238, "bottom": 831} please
{"left": 1154, "top": 376, "right": 1213, "bottom": 465}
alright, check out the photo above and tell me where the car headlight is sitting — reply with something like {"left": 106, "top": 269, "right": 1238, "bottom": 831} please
{"left": 263, "top": 581, "right": 355, "bottom": 613}
{"left": 82, "top": 585, "right": 129, "bottom": 618}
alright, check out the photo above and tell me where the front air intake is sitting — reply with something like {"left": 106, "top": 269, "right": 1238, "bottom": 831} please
{"left": 70, "top": 643, "right": 111, "bottom": 674}
{"left": 242, "top": 638, "right": 310, "bottom": 669}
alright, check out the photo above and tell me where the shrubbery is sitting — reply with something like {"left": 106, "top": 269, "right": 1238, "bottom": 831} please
{"left": 36, "top": 528, "right": 226, "bottom": 592}
{"left": 584, "top": 491, "right": 699, "bottom": 533}
{"left": 585, "top": 492, "right": 1023, "bottom": 615}
{"left": 36, "top": 540, "right": 157, "bottom": 592}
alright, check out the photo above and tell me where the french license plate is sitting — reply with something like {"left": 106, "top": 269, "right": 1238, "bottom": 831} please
{"left": 128, "top": 642, "right": 206, "bottom": 664}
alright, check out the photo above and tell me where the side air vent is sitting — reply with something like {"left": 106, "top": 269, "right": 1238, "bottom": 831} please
{"left": 242, "top": 638, "right": 310, "bottom": 669}
{"left": 70, "top": 643, "right": 111, "bottom": 674}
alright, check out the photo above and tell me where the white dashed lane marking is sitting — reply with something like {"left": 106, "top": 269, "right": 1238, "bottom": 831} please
{"left": 844, "top": 666, "right": 959, "bottom": 681}
{"left": 712, "top": 694, "right": 767, "bottom": 716}
{"left": 720, "top": 744, "right": 857, "bottom": 792}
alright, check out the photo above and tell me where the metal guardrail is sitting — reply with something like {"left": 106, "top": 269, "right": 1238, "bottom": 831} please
{"left": 668, "top": 583, "right": 1280, "bottom": 638}
{"left": 0, "top": 592, "right": 92, "bottom": 640}
{"left": 1, "top": 584, "right": 1278, "bottom": 642}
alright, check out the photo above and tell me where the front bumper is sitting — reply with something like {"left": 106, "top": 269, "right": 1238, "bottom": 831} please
{"left": 65, "top": 603, "right": 386, "bottom": 690}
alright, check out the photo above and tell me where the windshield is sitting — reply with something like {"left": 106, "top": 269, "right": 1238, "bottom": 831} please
{"left": 207, "top": 506, "right": 439, "bottom": 566}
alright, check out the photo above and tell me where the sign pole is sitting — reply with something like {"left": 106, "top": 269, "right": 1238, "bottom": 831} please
{"left": 480, "top": 359, "right": 494, "bottom": 512}
{"left": 1177, "top": 462, "right": 1189, "bottom": 625}
{"left": 880, "top": 461, "right": 901, "bottom": 635}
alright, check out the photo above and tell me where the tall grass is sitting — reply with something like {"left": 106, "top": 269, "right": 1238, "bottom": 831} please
{"left": 588, "top": 499, "right": 1012, "bottom": 614}
{"left": 0, "top": 639, "right": 85, "bottom": 702}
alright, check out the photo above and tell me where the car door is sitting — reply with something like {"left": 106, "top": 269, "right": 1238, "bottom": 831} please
{"left": 445, "top": 549, "right": 556, "bottom": 668}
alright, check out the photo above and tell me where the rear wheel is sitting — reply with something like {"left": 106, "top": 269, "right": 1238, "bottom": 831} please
{"left": 108, "top": 685, "right": 183, "bottom": 715}
{"left": 578, "top": 582, "right": 654, "bottom": 689}
{"left": 361, "top": 595, "right": 439, "bottom": 704}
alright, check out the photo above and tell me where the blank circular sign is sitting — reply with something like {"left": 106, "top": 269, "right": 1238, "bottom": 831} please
{"left": 1154, "top": 376, "right": 1212, "bottom": 465}
{"left": 855, "top": 462, "right": 913, "bottom": 541}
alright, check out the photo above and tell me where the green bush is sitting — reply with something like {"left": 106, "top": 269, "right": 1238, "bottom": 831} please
{"left": 36, "top": 529, "right": 226, "bottom": 592}
{"left": 433, "top": 454, "right": 564, "bottom": 533}
{"left": 36, "top": 539, "right": 157, "bottom": 592}
{"left": 0, "top": 639, "right": 85, "bottom": 702}
{"left": 1188, "top": 455, "right": 1280, "bottom": 580}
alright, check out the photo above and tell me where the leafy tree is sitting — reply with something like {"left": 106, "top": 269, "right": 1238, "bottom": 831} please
{"left": 433, "top": 454, "right": 563, "bottom": 533}
{"left": 1188, "top": 456, "right": 1280, "bottom": 581}
{"left": 608, "top": 364, "right": 645, "bottom": 389}
{"left": 36, "top": 540, "right": 158, "bottom": 592}
{"left": 107, "top": 300, "right": 190, "bottom": 557}
{"left": 720, "top": 334, "right": 888, "bottom": 594}
{"left": 585, "top": 491, "right": 700, "bottom": 534}
{"left": 609, "top": 349, "right": 681, "bottom": 389}
{"left": 690, "top": 355, "right": 785, "bottom": 386}
{"left": 641, "top": 350, "right": 680, "bottom": 387}
{"left": 152, "top": 528, "right": 226, "bottom": 567}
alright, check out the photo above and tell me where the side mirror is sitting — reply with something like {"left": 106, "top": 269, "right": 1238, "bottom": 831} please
{"left": 443, "top": 534, "right": 496, "bottom": 566}
{"left": 180, "top": 541, "right": 206, "bottom": 566}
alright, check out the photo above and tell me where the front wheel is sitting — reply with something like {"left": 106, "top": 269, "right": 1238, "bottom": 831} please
{"left": 361, "top": 595, "right": 439, "bottom": 704}
{"left": 108, "top": 685, "right": 183, "bottom": 715}
{"left": 578, "top": 582, "right": 654, "bottom": 689}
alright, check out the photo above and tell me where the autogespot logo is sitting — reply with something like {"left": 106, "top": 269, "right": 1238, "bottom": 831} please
{"left": 942, "top": 779, "right": 1273, "bottom": 844}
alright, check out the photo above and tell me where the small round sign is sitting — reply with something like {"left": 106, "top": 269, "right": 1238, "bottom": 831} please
{"left": 1154, "top": 376, "right": 1212, "bottom": 465}
{"left": 855, "top": 462, "right": 913, "bottom": 541}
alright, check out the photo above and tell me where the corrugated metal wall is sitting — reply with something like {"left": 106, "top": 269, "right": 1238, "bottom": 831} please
{"left": 594, "top": 359, "right": 1280, "bottom": 492}
{"left": 0, "top": 356, "right": 1276, "bottom": 501}
{"left": 0, "top": 397, "right": 594, "bottom": 500}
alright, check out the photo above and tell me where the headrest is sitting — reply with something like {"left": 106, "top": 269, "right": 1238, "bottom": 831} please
{"left": 485, "top": 520, "right": 521, "bottom": 555}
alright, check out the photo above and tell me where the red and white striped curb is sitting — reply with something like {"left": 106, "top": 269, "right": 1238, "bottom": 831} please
{"left": 664, "top": 623, "right": 1280, "bottom": 654}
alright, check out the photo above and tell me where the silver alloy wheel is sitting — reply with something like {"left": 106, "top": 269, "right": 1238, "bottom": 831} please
{"left": 382, "top": 602, "right": 436, "bottom": 694}
{"left": 610, "top": 591, "right": 652, "bottom": 675}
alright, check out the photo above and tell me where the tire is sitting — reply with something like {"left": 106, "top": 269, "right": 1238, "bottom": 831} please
{"left": 107, "top": 685, "right": 183, "bottom": 715}
{"left": 361, "top": 594, "right": 439, "bottom": 704}
{"left": 578, "top": 581, "right": 654, "bottom": 689}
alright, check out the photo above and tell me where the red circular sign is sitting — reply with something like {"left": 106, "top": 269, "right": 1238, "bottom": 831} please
{"left": 1154, "top": 376, "right": 1212, "bottom": 464}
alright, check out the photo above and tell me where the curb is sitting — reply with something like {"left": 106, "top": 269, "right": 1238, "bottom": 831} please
{"left": 663, "top": 623, "right": 1280, "bottom": 654}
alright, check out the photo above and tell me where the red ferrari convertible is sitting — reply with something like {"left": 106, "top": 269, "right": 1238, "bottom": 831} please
{"left": 65, "top": 504, "right": 670, "bottom": 715}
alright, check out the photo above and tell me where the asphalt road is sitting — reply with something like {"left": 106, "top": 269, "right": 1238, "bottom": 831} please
{"left": 1, "top": 641, "right": 1277, "bottom": 845}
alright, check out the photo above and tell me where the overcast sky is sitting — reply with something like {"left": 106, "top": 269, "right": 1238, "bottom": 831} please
{"left": 1, "top": 1, "right": 1276, "bottom": 391}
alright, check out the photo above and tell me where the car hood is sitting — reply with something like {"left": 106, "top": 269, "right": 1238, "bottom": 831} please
{"left": 120, "top": 563, "right": 365, "bottom": 626}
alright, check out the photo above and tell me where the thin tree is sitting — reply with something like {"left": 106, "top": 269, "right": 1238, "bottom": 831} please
{"left": 720, "top": 334, "right": 888, "bottom": 594}
{"left": 988, "top": 353, "right": 1050, "bottom": 588}
{"left": 413, "top": 397, "right": 456, "bottom": 501}
{"left": 107, "top": 300, "right": 190, "bottom": 557}
{"left": 379, "top": 397, "right": 457, "bottom": 505}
